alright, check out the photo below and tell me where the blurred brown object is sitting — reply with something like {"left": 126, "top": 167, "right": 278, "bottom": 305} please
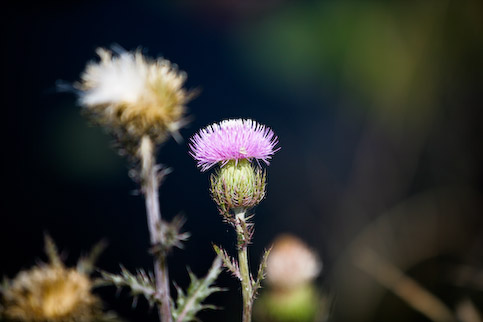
{"left": 355, "top": 248, "right": 457, "bottom": 322}
{"left": 331, "top": 188, "right": 482, "bottom": 322}
{"left": 254, "top": 234, "right": 325, "bottom": 322}
{"left": 456, "top": 298, "right": 482, "bottom": 322}
{"left": 266, "top": 234, "right": 321, "bottom": 291}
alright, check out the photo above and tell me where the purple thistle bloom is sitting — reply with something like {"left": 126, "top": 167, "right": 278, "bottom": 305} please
{"left": 189, "top": 119, "right": 279, "bottom": 171}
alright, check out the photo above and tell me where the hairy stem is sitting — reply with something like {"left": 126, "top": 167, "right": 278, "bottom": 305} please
{"left": 139, "top": 136, "right": 173, "bottom": 322}
{"left": 235, "top": 209, "right": 253, "bottom": 322}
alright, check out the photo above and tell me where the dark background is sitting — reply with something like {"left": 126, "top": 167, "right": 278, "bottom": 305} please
{"left": 1, "top": 0, "right": 482, "bottom": 321}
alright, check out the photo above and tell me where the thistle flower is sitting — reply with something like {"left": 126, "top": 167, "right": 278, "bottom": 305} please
{"left": 266, "top": 234, "right": 321, "bottom": 290}
{"left": 189, "top": 119, "right": 279, "bottom": 171}
{"left": 191, "top": 119, "right": 279, "bottom": 322}
{"left": 77, "top": 47, "right": 191, "bottom": 146}
{"left": 210, "top": 159, "right": 266, "bottom": 215}
{"left": 2, "top": 266, "right": 99, "bottom": 322}
{"left": 1, "top": 236, "right": 117, "bottom": 322}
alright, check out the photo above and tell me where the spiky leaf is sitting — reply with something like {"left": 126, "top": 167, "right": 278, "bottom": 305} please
{"left": 43, "top": 234, "right": 63, "bottom": 268}
{"left": 172, "top": 256, "right": 223, "bottom": 322}
{"left": 77, "top": 240, "right": 108, "bottom": 275}
{"left": 0, "top": 276, "right": 9, "bottom": 295}
{"left": 252, "top": 248, "right": 271, "bottom": 298}
{"left": 150, "top": 215, "right": 191, "bottom": 256}
{"left": 94, "top": 311, "right": 125, "bottom": 322}
{"left": 100, "top": 266, "right": 159, "bottom": 307}
{"left": 213, "top": 244, "right": 240, "bottom": 280}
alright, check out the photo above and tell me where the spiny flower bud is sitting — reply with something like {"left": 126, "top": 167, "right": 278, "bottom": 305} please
{"left": 210, "top": 159, "right": 266, "bottom": 215}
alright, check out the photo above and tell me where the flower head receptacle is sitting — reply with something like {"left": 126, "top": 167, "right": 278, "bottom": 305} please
{"left": 210, "top": 159, "right": 266, "bottom": 217}
{"left": 77, "top": 48, "right": 192, "bottom": 153}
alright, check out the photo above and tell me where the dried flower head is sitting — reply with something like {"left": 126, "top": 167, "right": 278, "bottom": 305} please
{"left": 210, "top": 159, "right": 266, "bottom": 215}
{"left": 266, "top": 234, "right": 321, "bottom": 290}
{"left": 190, "top": 119, "right": 279, "bottom": 171}
{"left": 77, "top": 47, "right": 191, "bottom": 146}
{"left": 1, "top": 236, "right": 117, "bottom": 322}
{"left": 2, "top": 266, "right": 99, "bottom": 322}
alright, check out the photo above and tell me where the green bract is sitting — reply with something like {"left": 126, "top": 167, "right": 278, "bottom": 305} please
{"left": 210, "top": 159, "right": 266, "bottom": 215}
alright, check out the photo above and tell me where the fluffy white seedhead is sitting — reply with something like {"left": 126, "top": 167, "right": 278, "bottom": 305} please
{"left": 80, "top": 49, "right": 148, "bottom": 106}
{"left": 76, "top": 47, "right": 191, "bottom": 146}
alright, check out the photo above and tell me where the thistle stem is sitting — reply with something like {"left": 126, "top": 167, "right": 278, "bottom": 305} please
{"left": 235, "top": 210, "right": 253, "bottom": 322}
{"left": 139, "top": 136, "right": 173, "bottom": 322}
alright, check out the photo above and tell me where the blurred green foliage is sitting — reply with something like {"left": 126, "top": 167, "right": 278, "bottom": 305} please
{"left": 238, "top": 0, "right": 483, "bottom": 123}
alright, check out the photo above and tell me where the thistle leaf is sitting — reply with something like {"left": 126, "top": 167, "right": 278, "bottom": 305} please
{"left": 236, "top": 216, "right": 255, "bottom": 248}
{"left": 77, "top": 239, "right": 108, "bottom": 275}
{"left": 213, "top": 244, "right": 241, "bottom": 280}
{"left": 0, "top": 276, "right": 9, "bottom": 294}
{"left": 252, "top": 247, "right": 272, "bottom": 298}
{"left": 172, "top": 256, "right": 223, "bottom": 322}
{"left": 43, "top": 234, "right": 63, "bottom": 268}
{"left": 150, "top": 215, "right": 191, "bottom": 257}
{"left": 93, "top": 311, "right": 125, "bottom": 322}
{"left": 100, "top": 266, "right": 159, "bottom": 307}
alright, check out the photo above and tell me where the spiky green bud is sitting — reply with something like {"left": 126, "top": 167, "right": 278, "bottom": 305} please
{"left": 210, "top": 159, "right": 266, "bottom": 216}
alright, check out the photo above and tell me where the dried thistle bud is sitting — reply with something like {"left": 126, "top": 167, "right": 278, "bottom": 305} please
{"left": 1, "top": 237, "right": 117, "bottom": 322}
{"left": 210, "top": 159, "right": 266, "bottom": 216}
{"left": 266, "top": 234, "right": 321, "bottom": 290}
{"left": 2, "top": 266, "right": 99, "bottom": 322}
{"left": 77, "top": 48, "right": 192, "bottom": 150}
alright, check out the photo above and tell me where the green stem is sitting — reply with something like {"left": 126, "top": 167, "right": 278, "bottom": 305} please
{"left": 235, "top": 209, "right": 253, "bottom": 322}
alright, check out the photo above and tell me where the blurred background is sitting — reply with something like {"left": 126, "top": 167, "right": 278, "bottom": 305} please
{"left": 1, "top": 0, "right": 482, "bottom": 321}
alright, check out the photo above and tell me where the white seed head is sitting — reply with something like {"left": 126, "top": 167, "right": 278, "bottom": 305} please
{"left": 77, "top": 47, "right": 191, "bottom": 146}
{"left": 80, "top": 49, "right": 148, "bottom": 106}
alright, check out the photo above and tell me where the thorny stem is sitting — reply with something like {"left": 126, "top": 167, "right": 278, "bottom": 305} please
{"left": 235, "top": 209, "right": 253, "bottom": 322}
{"left": 139, "top": 136, "right": 173, "bottom": 322}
